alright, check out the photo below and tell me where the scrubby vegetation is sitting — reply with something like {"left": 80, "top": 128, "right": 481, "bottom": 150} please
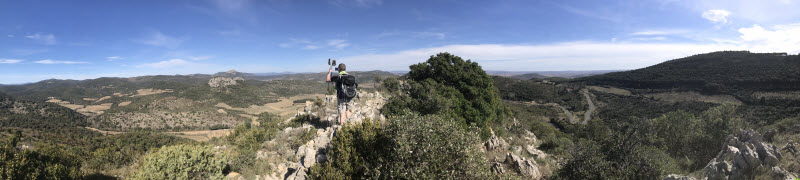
{"left": 130, "top": 144, "right": 228, "bottom": 180}
{"left": 2, "top": 51, "right": 800, "bottom": 179}
{"left": 309, "top": 115, "right": 491, "bottom": 179}
{"left": 382, "top": 53, "right": 508, "bottom": 138}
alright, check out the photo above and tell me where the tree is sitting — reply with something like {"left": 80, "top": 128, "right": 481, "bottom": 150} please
{"left": 382, "top": 53, "right": 507, "bottom": 129}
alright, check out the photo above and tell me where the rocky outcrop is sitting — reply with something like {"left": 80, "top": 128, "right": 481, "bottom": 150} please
{"left": 783, "top": 141, "right": 797, "bottom": 156}
{"left": 505, "top": 153, "right": 542, "bottom": 179}
{"left": 208, "top": 76, "right": 243, "bottom": 88}
{"left": 281, "top": 92, "right": 387, "bottom": 180}
{"left": 485, "top": 134, "right": 508, "bottom": 151}
{"left": 702, "top": 129, "right": 796, "bottom": 180}
{"left": 662, "top": 174, "right": 696, "bottom": 180}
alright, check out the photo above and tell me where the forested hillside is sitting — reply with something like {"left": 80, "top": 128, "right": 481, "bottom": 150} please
{"left": 579, "top": 51, "right": 800, "bottom": 92}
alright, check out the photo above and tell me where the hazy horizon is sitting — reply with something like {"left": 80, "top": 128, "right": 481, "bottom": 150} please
{"left": 2, "top": 0, "right": 800, "bottom": 84}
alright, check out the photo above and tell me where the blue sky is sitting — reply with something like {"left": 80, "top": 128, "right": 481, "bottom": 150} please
{"left": 2, "top": 0, "right": 800, "bottom": 84}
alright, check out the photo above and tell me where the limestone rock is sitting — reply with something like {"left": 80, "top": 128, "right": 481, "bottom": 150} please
{"left": 526, "top": 144, "right": 547, "bottom": 159}
{"left": 491, "top": 162, "right": 505, "bottom": 174}
{"left": 208, "top": 76, "right": 243, "bottom": 88}
{"left": 662, "top": 174, "right": 696, "bottom": 180}
{"left": 783, "top": 141, "right": 797, "bottom": 156}
{"left": 505, "top": 153, "right": 542, "bottom": 179}
{"left": 485, "top": 134, "right": 508, "bottom": 151}
{"left": 702, "top": 129, "right": 786, "bottom": 180}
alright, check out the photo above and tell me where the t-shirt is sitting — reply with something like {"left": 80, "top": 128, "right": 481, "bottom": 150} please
{"left": 330, "top": 73, "right": 349, "bottom": 99}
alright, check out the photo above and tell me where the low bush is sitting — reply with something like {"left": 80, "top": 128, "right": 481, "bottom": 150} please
{"left": 308, "top": 114, "right": 492, "bottom": 179}
{"left": 131, "top": 144, "right": 228, "bottom": 180}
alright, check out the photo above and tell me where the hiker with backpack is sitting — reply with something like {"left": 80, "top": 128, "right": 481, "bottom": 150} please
{"left": 326, "top": 63, "right": 358, "bottom": 125}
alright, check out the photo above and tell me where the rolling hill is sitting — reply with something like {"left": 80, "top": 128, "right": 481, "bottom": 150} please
{"left": 579, "top": 51, "right": 800, "bottom": 91}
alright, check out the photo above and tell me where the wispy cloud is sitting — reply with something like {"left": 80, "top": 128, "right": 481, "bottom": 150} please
{"left": 0, "top": 59, "right": 23, "bottom": 64}
{"left": 343, "top": 22, "right": 800, "bottom": 71}
{"left": 106, "top": 56, "right": 121, "bottom": 61}
{"left": 11, "top": 49, "right": 49, "bottom": 56}
{"left": 330, "top": 0, "right": 383, "bottom": 8}
{"left": 34, "top": 59, "right": 88, "bottom": 64}
{"left": 559, "top": 5, "right": 621, "bottom": 22}
{"left": 327, "top": 39, "right": 350, "bottom": 50}
{"left": 25, "top": 33, "right": 57, "bottom": 45}
{"left": 134, "top": 30, "right": 185, "bottom": 48}
{"left": 631, "top": 30, "right": 688, "bottom": 36}
{"left": 210, "top": 0, "right": 250, "bottom": 12}
{"left": 137, "top": 59, "right": 191, "bottom": 68}
{"left": 702, "top": 9, "right": 731, "bottom": 24}
{"left": 281, "top": 38, "right": 350, "bottom": 50}
{"left": 188, "top": 56, "right": 213, "bottom": 60}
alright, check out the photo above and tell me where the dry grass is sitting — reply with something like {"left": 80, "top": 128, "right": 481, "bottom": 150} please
{"left": 216, "top": 94, "right": 324, "bottom": 116}
{"left": 119, "top": 101, "right": 132, "bottom": 106}
{"left": 94, "top": 96, "right": 111, "bottom": 103}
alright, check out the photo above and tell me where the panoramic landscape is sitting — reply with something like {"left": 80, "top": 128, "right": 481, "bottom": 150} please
{"left": 2, "top": 0, "right": 800, "bottom": 180}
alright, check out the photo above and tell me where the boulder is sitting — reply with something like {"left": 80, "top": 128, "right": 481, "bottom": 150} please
{"left": 783, "top": 141, "right": 798, "bottom": 156}
{"left": 485, "top": 134, "right": 508, "bottom": 151}
{"left": 491, "top": 162, "right": 505, "bottom": 174}
{"left": 505, "top": 153, "right": 542, "bottom": 179}
{"left": 702, "top": 129, "right": 786, "bottom": 180}
{"left": 662, "top": 174, "right": 696, "bottom": 180}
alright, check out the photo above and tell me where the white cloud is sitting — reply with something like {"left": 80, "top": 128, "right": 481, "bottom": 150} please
{"left": 0, "top": 59, "right": 23, "bottom": 64}
{"left": 34, "top": 59, "right": 88, "bottom": 64}
{"left": 342, "top": 21, "right": 800, "bottom": 71}
{"left": 281, "top": 38, "right": 350, "bottom": 50}
{"left": 7, "top": 35, "right": 14, "bottom": 38}
{"left": 631, "top": 30, "right": 688, "bottom": 36}
{"left": 632, "top": 37, "right": 668, "bottom": 41}
{"left": 327, "top": 39, "right": 350, "bottom": 50}
{"left": 702, "top": 9, "right": 731, "bottom": 24}
{"left": 188, "top": 56, "right": 213, "bottom": 60}
{"left": 340, "top": 43, "right": 746, "bottom": 71}
{"left": 106, "top": 56, "right": 121, "bottom": 61}
{"left": 134, "top": 30, "right": 184, "bottom": 48}
{"left": 137, "top": 59, "right": 191, "bottom": 68}
{"left": 25, "top": 33, "right": 57, "bottom": 45}
{"left": 669, "top": 0, "right": 800, "bottom": 24}
{"left": 738, "top": 23, "right": 800, "bottom": 53}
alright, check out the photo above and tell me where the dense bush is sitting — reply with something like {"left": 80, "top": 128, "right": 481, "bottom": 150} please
{"left": 309, "top": 115, "right": 491, "bottom": 179}
{"left": 650, "top": 103, "right": 744, "bottom": 171}
{"left": 381, "top": 53, "right": 507, "bottom": 132}
{"left": 0, "top": 132, "right": 83, "bottom": 179}
{"left": 131, "top": 144, "right": 228, "bottom": 180}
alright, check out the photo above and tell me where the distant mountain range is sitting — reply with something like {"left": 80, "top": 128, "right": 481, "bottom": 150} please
{"left": 486, "top": 70, "right": 622, "bottom": 79}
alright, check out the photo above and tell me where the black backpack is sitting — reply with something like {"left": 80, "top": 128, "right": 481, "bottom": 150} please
{"left": 339, "top": 74, "right": 358, "bottom": 99}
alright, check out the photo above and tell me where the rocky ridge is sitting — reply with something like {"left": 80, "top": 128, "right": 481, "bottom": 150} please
{"left": 666, "top": 129, "right": 798, "bottom": 180}
{"left": 230, "top": 92, "right": 387, "bottom": 180}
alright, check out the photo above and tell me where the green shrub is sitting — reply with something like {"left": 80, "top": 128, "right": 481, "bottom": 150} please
{"left": 308, "top": 119, "right": 387, "bottom": 179}
{"left": 382, "top": 77, "right": 400, "bottom": 94}
{"left": 308, "top": 115, "right": 492, "bottom": 179}
{"left": 0, "top": 133, "right": 83, "bottom": 179}
{"left": 381, "top": 53, "right": 507, "bottom": 138}
{"left": 131, "top": 144, "right": 228, "bottom": 180}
